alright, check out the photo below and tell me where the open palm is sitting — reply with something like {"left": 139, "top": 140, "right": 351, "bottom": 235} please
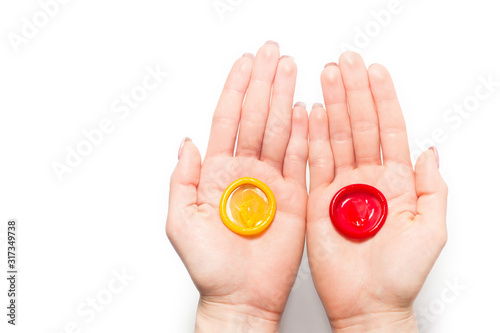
{"left": 166, "top": 42, "right": 308, "bottom": 327}
{"left": 307, "top": 52, "right": 447, "bottom": 330}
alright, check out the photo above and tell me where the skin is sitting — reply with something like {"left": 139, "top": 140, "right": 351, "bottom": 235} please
{"left": 167, "top": 41, "right": 308, "bottom": 332}
{"left": 307, "top": 52, "right": 447, "bottom": 332}
{"left": 167, "top": 44, "right": 447, "bottom": 332}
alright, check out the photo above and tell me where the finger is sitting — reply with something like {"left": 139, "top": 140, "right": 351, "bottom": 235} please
{"left": 166, "top": 139, "right": 202, "bottom": 238}
{"left": 309, "top": 104, "right": 334, "bottom": 191}
{"left": 368, "top": 64, "right": 412, "bottom": 167}
{"left": 236, "top": 41, "right": 280, "bottom": 158}
{"left": 261, "top": 56, "right": 297, "bottom": 170}
{"left": 339, "top": 51, "right": 381, "bottom": 166}
{"left": 321, "top": 63, "right": 355, "bottom": 174}
{"left": 206, "top": 54, "right": 254, "bottom": 158}
{"left": 415, "top": 147, "right": 447, "bottom": 236}
{"left": 283, "top": 103, "right": 308, "bottom": 186}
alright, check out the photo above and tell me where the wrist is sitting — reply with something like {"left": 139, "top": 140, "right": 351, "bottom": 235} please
{"left": 195, "top": 298, "right": 281, "bottom": 333}
{"left": 331, "top": 308, "right": 418, "bottom": 333}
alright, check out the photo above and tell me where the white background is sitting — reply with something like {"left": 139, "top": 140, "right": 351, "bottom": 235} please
{"left": 1, "top": 0, "right": 499, "bottom": 332}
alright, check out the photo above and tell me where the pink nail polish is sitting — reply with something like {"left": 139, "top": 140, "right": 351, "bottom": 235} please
{"left": 294, "top": 101, "right": 306, "bottom": 108}
{"left": 430, "top": 146, "right": 440, "bottom": 168}
{"left": 242, "top": 53, "right": 255, "bottom": 59}
{"left": 178, "top": 137, "right": 191, "bottom": 160}
{"left": 324, "top": 62, "right": 338, "bottom": 68}
{"left": 280, "top": 55, "right": 294, "bottom": 60}
{"left": 312, "top": 103, "right": 324, "bottom": 108}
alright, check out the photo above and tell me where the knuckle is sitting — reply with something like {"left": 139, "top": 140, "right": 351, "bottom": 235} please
{"left": 309, "top": 157, "right": 331, "bottom": 168}
{"left": 332, "top": 130, "right": 352, "bottom": 144}
{"left": 351, "top": 119, "right": 378, "bottom": 133}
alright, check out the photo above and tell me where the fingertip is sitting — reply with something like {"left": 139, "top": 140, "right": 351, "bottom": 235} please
{"left": 293, "top": 103, "right": 308, "bottom": 122}
{"left": 368, "top": 64, "right": 394, "bottom": 89}
{"left": 321, "top": 64, "right": 342, "bottom": 86}
{"left": 291, "top": 105, "right": 308, "bottom": 140}
{"left": 283, "top": 103, "right": 308, "bottom": 185}
{"left": 415, "top": 148, "right": 446, "bottom": 197}
{"left": 414, "top": 147, "right": 448, "bottom": 241}
{"left": 339, "top": 51, "right": 363, "bottom": 68}
{"left": 265, "top": 40, "right": 280, "bottom": 48}
{"left": 242, "top": 52, "right": 255, "bottom": 59}
{"left": 178, "top": 137, "right": 191, "bottom": 160}
{"left": 308, "top": 105, "right": 334, "bottom": 189}
{"left": 173, "top": 139, "right": 202, "bottom": 187}
{"left": 277, "top": 55, "right": 297, "bottom": 76}
{"left": 324, "top": 62, "right": 338, "bottom": 68}
{"left": 292, "top": 103, "right": 309, "bottom": 136}
{"left": 294, "top": 101, "right": 306, "bottom": 109}
{"left": 168, "top": 139, "right": 202, "bottom": 234}
{"left": 180, "top": 139, "right": 201, "bottom": 163}
{"left": 430, "top": 146, "right": 440, "bottom": 169}
{"left": 259, "top": 41, "right": 281, "bottom": 60}
{"left": 309, "top": 105, "right": 328, "bottom": 129}
{"left": 367, "top": 63, "right": 388, "bottom": 81}
{"left": 415, "top": 148, "right": 438, "bottom": 172}
{"left": 234, "top": 54, "right": 254, "bottom": 75}
{"left": 308, "top": 106, "right": 331, "bottom": 152}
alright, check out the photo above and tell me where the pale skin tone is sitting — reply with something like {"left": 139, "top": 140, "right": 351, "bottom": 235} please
{"left": 308, "top": 53, "right": 447, "bottom": 332}
{"left": 167, "top": 42, "right": 447, "bottom": 332}
{"left": 167, "top": 41, "right": 308, "bottom": 332}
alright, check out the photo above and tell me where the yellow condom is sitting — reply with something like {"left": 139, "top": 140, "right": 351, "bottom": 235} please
{"left": 220, "top": 178, "right": 276, "bottom": 235}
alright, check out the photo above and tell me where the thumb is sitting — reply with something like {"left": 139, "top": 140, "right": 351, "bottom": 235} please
{"left": 167, "top": 138, "right": 202, "bottom": 235}
{"left": 415, "top": 147, "right": 448, "bottom": 235}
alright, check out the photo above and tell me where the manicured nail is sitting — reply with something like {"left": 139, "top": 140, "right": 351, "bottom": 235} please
{"left": 242, "top": 53, "right": 254, "bottom": 59}
{"left": 280, "top": 55, "right": 294, "bottom": 60}
{"left": 266, "top": 40, "right": 280, "bottom": 48}
{"left": 312, "top": 103, "right": 324, "bottom": 108}
{"left": 324, "top": 62, "right": 338, "bottom": 68}
{"left": 178, "top": 137, "right": 192, "bottom": 160}
{"left": 429, "top": 146, "right": 440, "bottom": 169}
{"left": 294, "top": 101, "right": 306, "bottom": 108}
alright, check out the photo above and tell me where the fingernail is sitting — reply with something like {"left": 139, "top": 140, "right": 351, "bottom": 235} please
{"left": 265, "top": 40, "right": 280, "bottom": 48}
{"left": 242, "top": 53, "right": 254, "bottom": 59}
{"left": 312, "top": 103, "right": 324, "bottom": 108}
{"left": 294, "top": 101, "right": 306, "bottom": 108}
{"left": 178, "top": 137, "right": 192, "bottom": 160}
{"left": 324, "top": 62, "right": 338, "bottom": 68}
{"left": 429, "top": 146, "right": 440, "bottom": 169}
{"left": 280, "top": 55, "right": 294, "bottom": 60}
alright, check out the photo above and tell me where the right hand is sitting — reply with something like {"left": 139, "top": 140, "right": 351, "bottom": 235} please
{"left": 306, "top": 52, "right": 448, "bottom": 332}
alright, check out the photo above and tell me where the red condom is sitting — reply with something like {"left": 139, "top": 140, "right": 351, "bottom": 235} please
{"left": 329, "top": 184, "right": 388, "bottom": 239}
